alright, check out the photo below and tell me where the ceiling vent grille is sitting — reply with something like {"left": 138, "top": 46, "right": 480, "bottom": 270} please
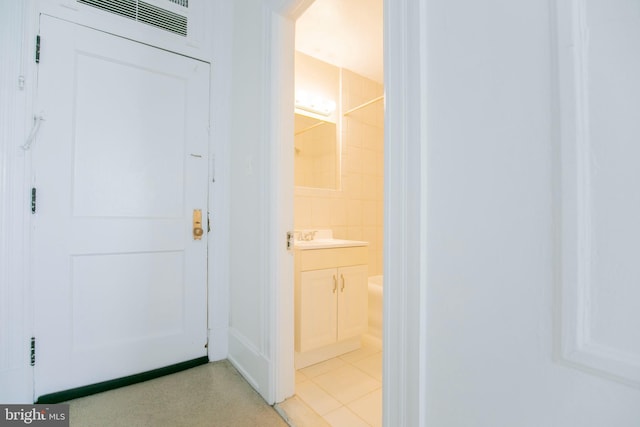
{"left": 78, "top": 0, "right": 188, "bottom": 37}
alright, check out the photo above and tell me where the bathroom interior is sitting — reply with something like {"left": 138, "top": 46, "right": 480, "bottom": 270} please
{"left": 291, "top": 1, "right": 383, "bottom": 425}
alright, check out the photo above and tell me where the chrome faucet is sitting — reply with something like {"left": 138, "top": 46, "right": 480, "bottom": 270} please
{"left": 297, "top": 230, "right": 318, "bottom": 241}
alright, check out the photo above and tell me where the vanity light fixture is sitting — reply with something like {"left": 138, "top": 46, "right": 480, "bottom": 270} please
{"left": 295, "top": 91, "right": 336, "bottom": 117}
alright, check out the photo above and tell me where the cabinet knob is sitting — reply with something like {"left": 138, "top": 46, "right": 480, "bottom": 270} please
{"left": 333, "top": 275, "right": 337, "bottom": 293}
{"left": 341, "top": 274, "right": 345, "bottom": 292}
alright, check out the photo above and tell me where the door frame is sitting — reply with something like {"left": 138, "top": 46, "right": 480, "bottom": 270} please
{"left": 0, "top": 0, "right": 37, "bottom": 403}
{"left": 265, "top": 1, "right": 427, "bottom": 424}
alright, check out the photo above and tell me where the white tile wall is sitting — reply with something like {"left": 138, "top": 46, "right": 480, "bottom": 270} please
{"left": 294, "top": 60, "right": 384, "bottom": 276}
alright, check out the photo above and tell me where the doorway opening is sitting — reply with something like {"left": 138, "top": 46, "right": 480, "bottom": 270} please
{"left": 287, "top": 1, "right": 384, "bottom": 424}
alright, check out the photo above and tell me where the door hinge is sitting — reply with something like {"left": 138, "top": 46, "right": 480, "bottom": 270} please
{"left": 30, "top": 337, "right": 35, "bottom": 366}
{"left": 286, "top": 231, "right": 294, "bottom": 250}
{"left": 207, "top": 212, "right": 211, "bottom": 233}
{"left": 31, "top": 188, "right": 36, "bottom": 213}
{"left": 35, "top": 35, "right": 41, "bottom": 64}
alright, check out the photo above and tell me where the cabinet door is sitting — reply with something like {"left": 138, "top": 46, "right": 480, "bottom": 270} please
{"left": 337, "top": 265, "right": 369, "bottom": 341}
{"left": 299, "top": 268, "right": 338, "bottom": 352}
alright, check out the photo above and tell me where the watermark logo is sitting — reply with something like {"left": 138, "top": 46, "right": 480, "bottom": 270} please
{"left": 0, "top": 405, "right": 68, "bottom": 427}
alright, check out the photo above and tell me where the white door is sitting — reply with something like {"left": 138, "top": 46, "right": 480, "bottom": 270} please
{"left": 382, "top": 0, "right": 640, "bottom": 424}
{"left": 32, "top": 16, "right": 210, "bottom": 399}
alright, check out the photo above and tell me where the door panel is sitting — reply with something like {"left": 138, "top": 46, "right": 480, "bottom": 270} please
{"left": 558, "top": 0, "right": 640, "bottom": 387}
{"left": 298, "top": 269, "right": 338, "bottom": 352}
{"left": 71, "top": 50, "right": 186, "bottom": 219}
{"left": 71, "top": 252, "right": 185, "bottom": 349}
{"left": 337, "top": 265, "right": 368, "bottom": 341}
{"left": 33, "top": 16, "right": 210, "bottom": 398}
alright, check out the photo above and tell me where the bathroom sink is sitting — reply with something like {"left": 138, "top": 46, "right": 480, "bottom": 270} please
{"left": 293, "top": 229, "right": 368, "bottom": 250}
{"left": 294, "top": 238, "right": 368, "bottom": 250}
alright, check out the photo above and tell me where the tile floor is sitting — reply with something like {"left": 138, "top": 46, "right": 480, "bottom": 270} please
{"left": 292, "top": 340, "right": 382, "bottom": 427}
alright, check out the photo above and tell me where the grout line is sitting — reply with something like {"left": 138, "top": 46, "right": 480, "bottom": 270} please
{"left": 305, "top": 363, "right": 381, "bottom": 406}
{"left": 295, "top": 349, "right": 382, "bottom": 426}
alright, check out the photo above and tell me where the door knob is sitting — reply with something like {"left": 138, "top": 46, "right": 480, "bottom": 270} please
{"left": 193, "top": 209, "right": 204, "bottom": 240}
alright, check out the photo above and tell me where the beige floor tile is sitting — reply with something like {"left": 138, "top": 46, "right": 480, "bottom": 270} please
{"left": 347, "top": 388, "right": 382, "bottom": 427}
{"left": 299, "top": 357, "right": 347, "bottom": 378}
{"left": 296, "top": 380, "right": 343, "bottom": 415}
{"left": 312, "top": 365, "right": 380, "bottom": 405}
{"left": 352, "top": 352, "right": 382, "bottom": 381}
{"left": 323, "top": 406, "right": 370, "bottom": 427}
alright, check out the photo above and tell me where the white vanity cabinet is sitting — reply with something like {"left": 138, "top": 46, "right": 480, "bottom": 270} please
{"left": 294, "top": 245, "right": 368, "bottom": 368}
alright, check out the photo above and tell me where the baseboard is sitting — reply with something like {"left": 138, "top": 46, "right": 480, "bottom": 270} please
{"left": 294, "top": 337, "right": 361, "bottom": 369}
{"left": 228, "top": 328, "right": 270, "bottom": 403}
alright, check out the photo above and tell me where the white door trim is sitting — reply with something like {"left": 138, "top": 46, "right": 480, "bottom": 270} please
{"left": 262, "top": 0, "right": 305, "bottom": 404}
{"left": 383, "top": 0, "right": 428, "bottom": 425}
{"left": 0, "top": 0, "right": 36, "bottom": 404}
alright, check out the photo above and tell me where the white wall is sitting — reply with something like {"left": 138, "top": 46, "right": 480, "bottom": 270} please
{"left": 226, "top": 3, "right": 270, "bottom": 392}
{"left": 411, "top": 0, "right": 640, "bottom": 425}
{"left": 229, "top": 0, "right": 267, "bottom": 351}
{"left": 226, "top": 0, "right": 297, "bottom": 403}
{"left": 207, "top": 0, "right": 233, "bottom": 363}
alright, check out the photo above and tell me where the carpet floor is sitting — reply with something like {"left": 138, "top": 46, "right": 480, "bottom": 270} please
{"left": 67, "top": 360, "right": 289, "bottom": 427}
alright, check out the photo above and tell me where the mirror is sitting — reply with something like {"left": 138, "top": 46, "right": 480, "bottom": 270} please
{"left": 294, "top": 113, "right": 339, "bottom": 190}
